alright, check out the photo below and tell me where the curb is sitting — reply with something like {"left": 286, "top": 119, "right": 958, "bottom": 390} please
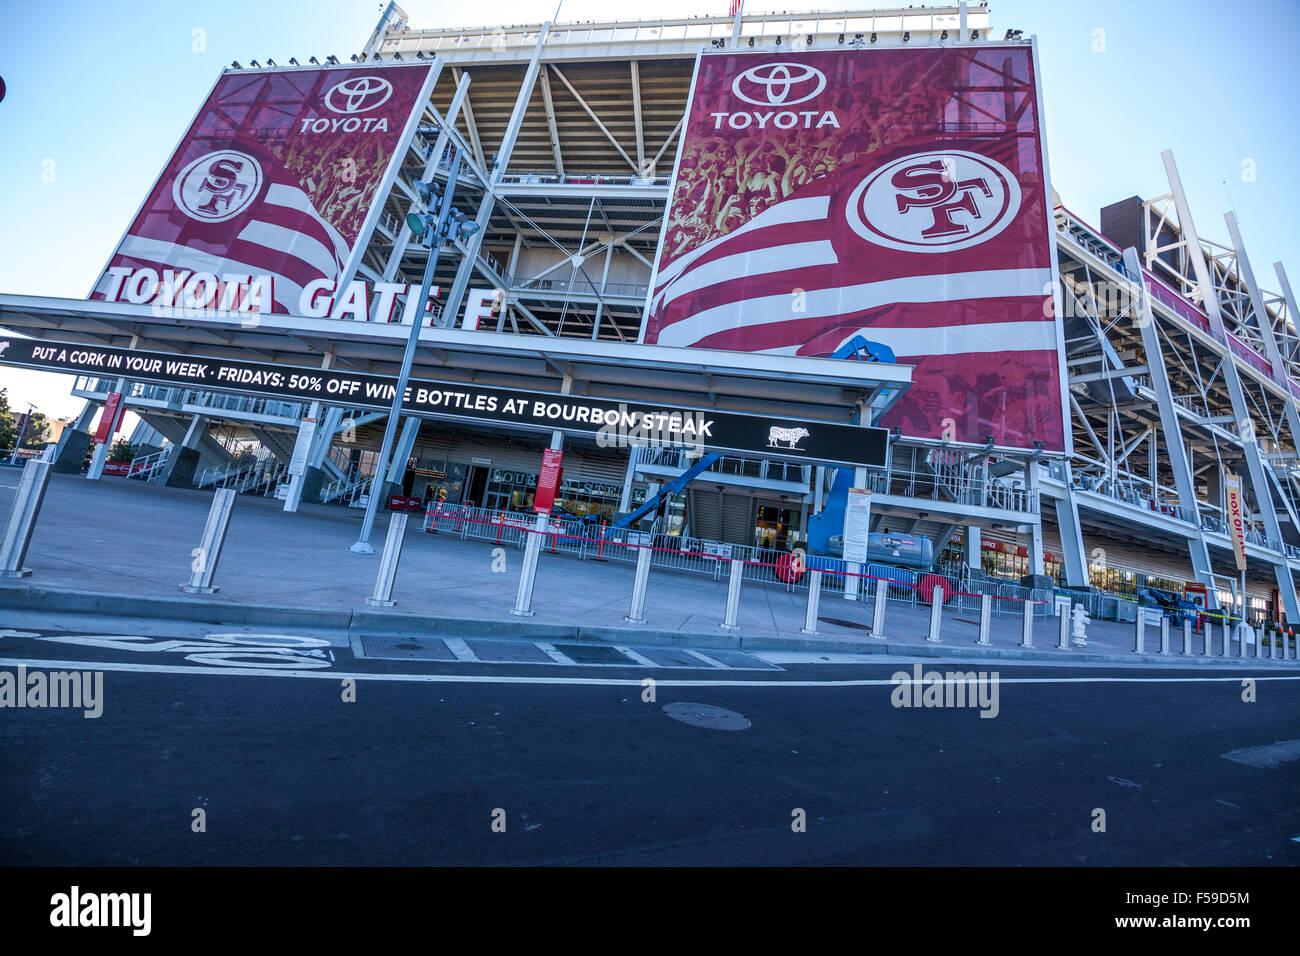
{"left": 0, "top": 584, "right": 352, "bottom": 630}
{"left": 1, "top": 583, "right": 1295, "bottom": 670}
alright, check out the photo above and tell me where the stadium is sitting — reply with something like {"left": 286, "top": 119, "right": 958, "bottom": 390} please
{"left": 1, "top": 0, "right": 1297, "bottom": 630}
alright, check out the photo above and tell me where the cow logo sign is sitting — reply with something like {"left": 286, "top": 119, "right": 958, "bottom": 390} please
{"left": 846, "top": 149, "right": 1021, "bottom": 253}
{"left": 324, "top": 75, "right": 394, "bottom": 114}
{"left": 732, "top": 62, "right": 827, "bottom": 107}
{"left": 171, "top": 149, "right": 263, "bottom": 223}
{"left": 767, "top": 425, "right": 811, "bottom": 450}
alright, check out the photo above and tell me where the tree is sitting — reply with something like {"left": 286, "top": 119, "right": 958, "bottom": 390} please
{"left": 0, "top": 389, "right": 14, "bottom": 455}
{"left": 18, "top": 411, "right": 49, "bottom": 448}
{"left": 108, "top": 439, "right": 137, "bottom": 463}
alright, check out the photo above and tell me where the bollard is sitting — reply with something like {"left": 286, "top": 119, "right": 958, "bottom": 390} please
{"left": 1288, "top": 627, "right": 1295, "bottom": 661}
{"left": 925, "top": 584, "right": 943, "bottom": 642}
{"left": 510, "top": 515, "right": 546, "bottom": 617}
{"left": 1134, "top": 613, "right": 1144, "bottom": 654}
{"left": 977, "top": 593, "right": 991, "bottom": 646}
{"left": 1020, "top": 600, "right": 1033, "bottom": 648}
{"left": 179, "top": 488, "right": 236, "bottom": 594}
{"left": 1202, "top": 618, "right": 1211, "bottom": 656}
{"left": 624, "top": 545, "right": 651, "bottom": 624}
{"left": 365, "top": 512, "right": 408, "bottom": 607}
{"left": 1159, "top": 617, "right": 1169, "bottom": 655}
{"left": 1239, "top": 623, "right": 1247, "bottom": 658}
{"left": 721, "top": 558, "right": 743, "bottom": 630}
{"left": 1182, "top": 620, "right": 1192, "bottom": 656}
{"left": 1221, "top": 621, "right": 1229, "bottom": 657}
{"left": 0, "top": 459, "right": 53, "bottom": 578}
{"left": 800, "top": 570, "right": 823, "bottom": 636}
{"left": 871, "top": 578, "right": 887, "bottom": 639}
{"left": 1270, "top": 626, "right": 1278, "bottom": 660}
{"left": 1058, "top": 606, "right": 1070, "bottom": 649}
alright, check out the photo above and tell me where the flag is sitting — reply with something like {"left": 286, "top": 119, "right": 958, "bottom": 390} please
{"left": 646, "top": 136, "right": 1061, "bottom": 448}
{"left": 91, "top": 142, "right": 349, "bottom": 314}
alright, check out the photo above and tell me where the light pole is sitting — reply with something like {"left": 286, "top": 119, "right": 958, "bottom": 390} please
{"left": 350, "top": 146, "right": 479, "bottom": 553}
{"left": 9, "top": 402, "right": 36, "bottom": 465}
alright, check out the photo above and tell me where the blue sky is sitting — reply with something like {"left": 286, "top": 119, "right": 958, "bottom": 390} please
{"left": 1, "top": 0, "right": 1297, "bottom": 421}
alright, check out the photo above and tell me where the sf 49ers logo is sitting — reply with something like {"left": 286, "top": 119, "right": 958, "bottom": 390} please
{"left": 846, "top": 149, "right": 1021, "bottom": 253}
{"left": 172, "top": 149, "right": 263, "bottom": 223}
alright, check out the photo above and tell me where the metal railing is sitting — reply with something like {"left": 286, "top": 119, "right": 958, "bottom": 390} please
{"left": 73, "top": 376, "right": 305, "bottom": 422}
{"left": 420, "top": 503, "right": 1054, "bottom": 617}
{"left": 511, "top": 274, "right": 650, "bottom": 299}
{"left": 641, "top": 447, "right": 811, "bottom": 485}
{"left": 321, "top": 467, "right": 374, "bottom": 505}
{"left": 128, "top": 446, "right": 173, "bottom": 483}
{"left": 499, "top": 170, "right": 669, "bottom": 188}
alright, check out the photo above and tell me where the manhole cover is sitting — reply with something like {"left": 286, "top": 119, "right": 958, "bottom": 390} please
{"left": 820, "top": 617, "right": 870, "bottom": 631}
{"left": 663, "top": 703, "right": 752, "bottom": 730}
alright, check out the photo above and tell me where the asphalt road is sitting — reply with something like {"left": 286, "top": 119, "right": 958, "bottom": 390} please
{"left": 1, "top": 619, "right": 1298, "bottom": 866}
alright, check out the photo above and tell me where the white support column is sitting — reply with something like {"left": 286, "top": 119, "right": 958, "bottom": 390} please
{"left": 1124, "top": 246, "right": 1220, "bottom": 607}
{"left": 180, "top": 414, "right": 207, "bottom": 450}
{"left": 87, "top": 378, "right": 128, "bottom": 480}
{"left": 843, "top": 465, "right": 867, "bottom": 601}
{"left": 965, "top": 525, "right": 982, "bottom": 571}
{"left": 1024, "top": 462, "right": 1045, "bottom": 578}
{"left": 618, "top": 445, "right": 640, "bottom": 514}
{"left": 283, "top": 351, "right": 336, "bottom": 513}
{"left": 1053, "top": 462, "right": 1091, "bottom": 587}
{"left": 591, "top": 244, "right": 613, "bottom": 341}
{"left": 1162, "top": 151, "right": 1299, "bottom": 622}
{"left": 385, "top": 417, "right": 421, "bottom": 485}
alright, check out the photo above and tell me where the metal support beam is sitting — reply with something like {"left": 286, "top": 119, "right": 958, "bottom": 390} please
{"left": 440, "top": 25, "right": 551, "bottom": 327}
{"left": 539, "top": 66, "right": 564, "bottom": 177}
{"left": 382, "top": 71, "right": 469, "bottom": 282}
{"left": 1126, "top": 246, "right": 1220, "bottom": 605}
{"left": 631, "top": 61, "right": 646, "bottom": 176}
{"left": 1053, "top": 462, "right": 1091, "bottom": 587}
{"left": 1226, "top": 213, "right": 1300, "bottom": 451}
{"left": 1162, "top": 152, "right": 1298, "bottom": 621}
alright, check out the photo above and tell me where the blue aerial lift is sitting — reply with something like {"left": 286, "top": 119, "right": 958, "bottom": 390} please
{"left": 610, "top": 334, "right": 896, "bottom": 539}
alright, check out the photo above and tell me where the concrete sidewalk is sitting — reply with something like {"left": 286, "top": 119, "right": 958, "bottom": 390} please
{"left": 1, "top": 471, "right": 1295, "bottom": 667}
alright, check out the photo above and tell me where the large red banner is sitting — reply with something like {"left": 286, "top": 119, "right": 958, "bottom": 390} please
{"left": 642, "top": 47, "right": 1065, "bottom": 451}
{"left": 89, "top": 64, "right": 432, "bottom": 315}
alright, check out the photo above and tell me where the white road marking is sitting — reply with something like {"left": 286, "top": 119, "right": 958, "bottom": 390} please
{"left": 443, "top": 637, "right": 478, "bottom": 662}
{"left": 3, "top": 656, "right": 1300, "bottom": 688}
{"left": 615, "top": 646, "right": 659, "bottom": 668}
{"left": 534, "top": 642, "right": 576, "bottom": 665}
{"left": 683, "top": 649, "right": 728, "bottom": 669}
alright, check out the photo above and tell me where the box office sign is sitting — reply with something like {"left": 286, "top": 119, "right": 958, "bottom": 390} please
{"left": 0, "top": 337, "right": 887, "bottom": 469}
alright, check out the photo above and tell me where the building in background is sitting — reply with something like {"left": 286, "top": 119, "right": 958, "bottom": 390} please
{"left": 0, "top": 3, "right": 1296, "bottom": 625}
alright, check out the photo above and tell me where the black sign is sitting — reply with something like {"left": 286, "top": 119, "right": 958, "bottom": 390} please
{"left": 0, "top": 337, "right": 887, "bottom": 468}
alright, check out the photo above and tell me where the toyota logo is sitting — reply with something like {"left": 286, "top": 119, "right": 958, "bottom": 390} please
{"left": 732, "top": 62, "right": 826, "bottom": 107}
{"left": 324, "top": 75, "right": 393, "bottom": 114}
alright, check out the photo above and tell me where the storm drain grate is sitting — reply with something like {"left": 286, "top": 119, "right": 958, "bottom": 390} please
{"left": 358, "top": 634, "right": 457, "bottom": 661}
{"left": 551, "top": 644, "right": 635, "bottom": 664}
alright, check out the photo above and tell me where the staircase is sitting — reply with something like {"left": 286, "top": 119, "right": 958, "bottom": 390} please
{"left": 135, "top": 412, "right": 237, "bottom": 475}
